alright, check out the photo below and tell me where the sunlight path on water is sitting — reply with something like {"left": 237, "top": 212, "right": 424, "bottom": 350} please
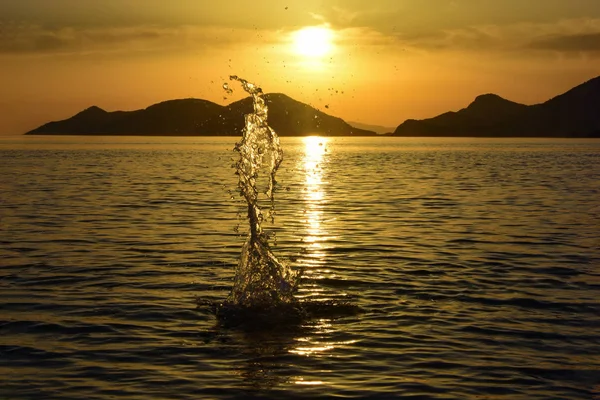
{"left": 298, "top": 137, "right": 330, "bottom": 281}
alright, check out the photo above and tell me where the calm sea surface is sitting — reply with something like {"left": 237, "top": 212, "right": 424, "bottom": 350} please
{"left": 1, "top": 135, "right": 599, "bottom": 399}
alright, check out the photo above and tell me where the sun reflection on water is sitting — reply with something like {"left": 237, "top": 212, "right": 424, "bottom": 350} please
{"left": 288, "top": 137, "right": 359, "bottom": 367}
{"left": 294, "top": 379, "right": 325, "bottom": 385}
{"left": 301, "top": 136, "right": 328, "bottom": 265}
{"left": 289, "top": 317, "right": 358, "bottom": 359}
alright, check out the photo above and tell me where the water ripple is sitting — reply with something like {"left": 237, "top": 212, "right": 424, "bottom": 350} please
{"left": 1, "top": 137, "right": 599, "bottom": 399}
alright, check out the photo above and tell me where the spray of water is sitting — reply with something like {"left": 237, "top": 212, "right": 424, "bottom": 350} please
{"left": 225, "top": 75, "right": 301, "bottom": 308}
{"left": 199, "top": 76, "right": 360, "bottom": 325}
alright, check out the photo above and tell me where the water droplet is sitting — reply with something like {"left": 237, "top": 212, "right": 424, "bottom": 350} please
{"left": 222, "top": 82, "right": 233, "bottom": 94}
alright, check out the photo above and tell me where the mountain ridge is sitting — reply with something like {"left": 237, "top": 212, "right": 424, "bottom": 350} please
{"left": 25, "top": 76, "right": 600, "bottom": 137}
{"left": 393, "top": 76, "right": 600, "bottom": 137}
{"left": 25, "top": 94, "right": 376, "bottom": 137}
{"left": 347, "top": 121, "right": 394, "bottom": 134}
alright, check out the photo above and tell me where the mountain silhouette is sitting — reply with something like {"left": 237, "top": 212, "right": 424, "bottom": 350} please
{"left": 393, "top": 76, "right": 600, "bottom": 137}
{"left": 347, "top": 121, "right": 394, "bottom": 134}
{"left": 26, "top": 94, "right": 376, "bottom": 137}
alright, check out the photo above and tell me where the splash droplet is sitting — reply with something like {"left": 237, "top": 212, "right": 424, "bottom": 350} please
{"left": 222, "top": 82, "right": 233, "bottom": 95}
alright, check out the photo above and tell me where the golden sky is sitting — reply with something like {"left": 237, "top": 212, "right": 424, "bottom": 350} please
{"left": 1, "top": 0, "right": 600, "bottom": 134}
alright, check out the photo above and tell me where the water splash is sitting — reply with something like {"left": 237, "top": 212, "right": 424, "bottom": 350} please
{"left": 198, "top": 76, "right": 360, "bottom": 326}
{"left": 225, "top": 75, "right": 301, "bottom": 308}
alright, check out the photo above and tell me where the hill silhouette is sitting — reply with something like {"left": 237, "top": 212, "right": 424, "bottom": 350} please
{"left": 25, "top": 94, "right": 375, "bottom": 137}
{"left": 393, "top": 76, "right": 600, "bottom": 137}
{"left": 25, "top": 76, "right": 600, "bottom": 137}
{"left": 347, "top": 121, "right": 394, "bottom": 134}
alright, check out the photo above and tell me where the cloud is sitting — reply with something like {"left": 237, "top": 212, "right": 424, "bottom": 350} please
{"left": 2, "top": 12, "right": 600, "bottom": 60}
{"left": 0, "top": 23, "right": 276, "bottom": 56}
{"left": 383, "top": 18, "right": 600, "bottom": 57}
{"left": 528, "top": 33, "right": 600, "bottom": 52}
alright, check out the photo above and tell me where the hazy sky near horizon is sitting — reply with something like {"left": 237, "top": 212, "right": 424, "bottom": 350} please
{"left": 1, "top": 0, "right": 599, "bottom": 134}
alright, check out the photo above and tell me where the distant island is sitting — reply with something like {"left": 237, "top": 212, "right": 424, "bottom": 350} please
{"left": 26, "top": 76, "right": 600, "bottom": 138}
{"left": 347, "top": 121, "right": 395, "bottom": 135}
{"left": 26, "top": 93, "right": 376, "bottom": 137}
{"left": 392, "top": 75, "right": 600, "bottom": 138}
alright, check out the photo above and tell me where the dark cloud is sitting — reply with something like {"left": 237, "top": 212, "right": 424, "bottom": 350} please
{"left": 0, "top": 0, "right": 320, "bottom": 31}
{"left": 0, "top": 24, "right": 157, "bottom": 54}
{"left": 0, "top": 23, "right": 262, "bottom": 55}
{"left": 384, "top": 19, "right": 600, "bottom": 57}
{"left": 394, "top": 27, "right": 500, "bottom": 51}
{"left": 528, "top": 33, "right": 600, "bottom": 52}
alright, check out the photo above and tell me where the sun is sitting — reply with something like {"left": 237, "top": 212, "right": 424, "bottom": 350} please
{"left": 292, "top": 27, "right": 334, "bottom": 58}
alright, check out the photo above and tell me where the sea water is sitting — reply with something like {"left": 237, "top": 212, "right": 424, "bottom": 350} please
{"left": 1, "top": 135, "right": 599, "bottom": 399}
